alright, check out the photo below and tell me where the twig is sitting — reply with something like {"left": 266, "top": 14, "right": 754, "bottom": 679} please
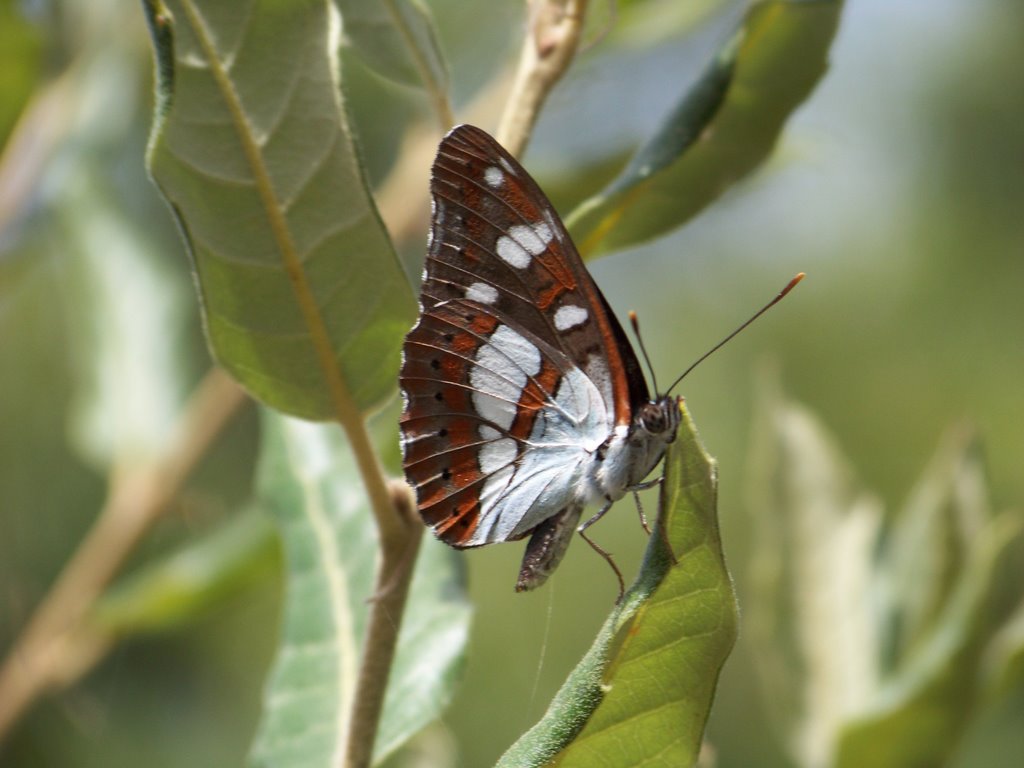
{"left": 375, "top": 66, "right": 515, "bottom": 248}
{"left": 0, "top": 368, "right": 249, "bottom": 742}
{"left": 496, "top": 0, "right": 589, "bottom": 157}
{"left": 344, "top": 481, "right": 423, "bottom": 768}
{"left": 376, "top": 1, "right": 590, "bottom": 245}
{"left": 0, "top": 68, "right": 76, "bottom": 238}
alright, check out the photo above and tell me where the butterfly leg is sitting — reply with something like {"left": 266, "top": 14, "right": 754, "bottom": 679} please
{"left": 630, "top": 476, "right": 678, "bottom": 565}
{"left": 631, "top": 490, "right": 652, "bottom": 534}
{"left": 578, "top": 499, "right": 626, "bottom": 601}
{"left": 631, "top": 476, "right": 663, "bottom": 491}
{"left": 630, "top": 474, "right": 664, "bottom": 532}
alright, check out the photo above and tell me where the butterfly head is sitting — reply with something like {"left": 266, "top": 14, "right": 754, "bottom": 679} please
{"left": 636, "top": 395, "right": 681, "bottom": 444}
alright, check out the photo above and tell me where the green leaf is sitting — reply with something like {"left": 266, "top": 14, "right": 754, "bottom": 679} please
{"left": 336, "top": 0, "right": 449, "bottom": 94}
{"left": 143, "top": 0, "right": 416, "bottom": 420}
{"left": 566, "top": 0, "right": 843, "bottom": 258}
{"left": 93, "top": 509, "right": 279, "bottom": 635}
{"left": 608, "top": 0, "right": 727, "bottom": 50}
{"left": 250, "top": 408, "right": 470, "bottom": 768}
{"left": 0, "top": 1, "right": 44, "bottom": 145}
{"left": 835, "top": 514, "right": 1023, "bottom": 768}
{"left": 746, "top": 378, "right": 1024, "bottom": 768}
{"left": 875, "top": 427, "right": 992, "bottom": 673}
{"left": 984, "top": 599, "right": 1024, "bottom": 703}
{"left": 497, "top": 403, "right": 737, "bottom": 768}
{"left": 745, "top": 379, "right": 884, "bottom": 767}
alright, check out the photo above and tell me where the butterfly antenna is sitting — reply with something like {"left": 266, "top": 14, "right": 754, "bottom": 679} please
{"left": 629, "top": 310, "right": 660, "bottom": 394}
{"left": 665, "top": 272, "right": 805, "bottom": 395}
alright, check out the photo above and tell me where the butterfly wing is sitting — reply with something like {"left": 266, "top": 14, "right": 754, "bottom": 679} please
{"left": 401, "top": 298, "right": 607, "bottom": 545}
{"left": 421, "top": 124, "right": 648, "bottom": 416}
{"left": 400, "top": 125, "right": 648, "bottom": 549}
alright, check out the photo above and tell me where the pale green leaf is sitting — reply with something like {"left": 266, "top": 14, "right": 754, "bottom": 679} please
{"left": 249, "top": 408, "right": 469, "bottom": 768}
{"left": 60, "top": 170, "right": 191, "bottom": 468}
{"left": 497, "top": 403, "right": 737, "bottom": 768}
{"left": 745, "top": 381, "right": 884, "bottom": 768}
{"left": 143, "top": 0, "right": 416, "bottom": 420}
{"left": 566, "top": 0, "right": 843, "bottom": 258}
{"left": 875, "top": 426, "right": 992, "bottom": 672}
{"left": 93, "top": 509, "right": 279, "bottom": 635}
{"left": 835, "top": 514, "right": 1023, "bottom": 768}
{"left": 336, "top": 0, "right": 449, "bottom": 93}
{"left": 746, "top": 378, "right": 1024, "bottom": 768}
{"left": 983, "top": 598, "right": 1024, "bottom": 702}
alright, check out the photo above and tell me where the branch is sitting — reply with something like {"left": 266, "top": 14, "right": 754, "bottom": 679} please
{"left": 496, "top": 0, "right": 589, "bottom": 156}
{"left": 376, "top": 0, "right": 590, "bottom": 245}
{"left": 344, "top": 481, "right": 423, "bottom": 768}
{"left": 375, "top": 67, "right": 516, "bottom": 248}
{"left": 0, "top": 368, "right": 249, "bottom": 742}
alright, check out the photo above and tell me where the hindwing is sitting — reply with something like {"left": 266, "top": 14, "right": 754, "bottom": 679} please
{"left": 401, "top": 298, "right": 609, "bottom": 547}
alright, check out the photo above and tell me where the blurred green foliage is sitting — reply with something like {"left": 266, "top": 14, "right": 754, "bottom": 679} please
{"left": 0, "top": 1, "right": 42, "bottom": 146}
{"left": 1, "top": 0, "right": 1022, "bottom": 766}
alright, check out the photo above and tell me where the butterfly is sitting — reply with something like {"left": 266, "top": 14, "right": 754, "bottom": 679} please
{"left": 398, "top": 124, "right": 682, "bottom": 594}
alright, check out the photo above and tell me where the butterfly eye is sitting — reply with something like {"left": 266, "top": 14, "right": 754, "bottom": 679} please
{"left": 639, "top": 403, "right": 669, "bottom": 435}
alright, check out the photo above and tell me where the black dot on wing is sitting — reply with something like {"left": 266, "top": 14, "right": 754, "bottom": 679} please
{"left": 465, "top": 313, "right": 475, "bottom": 322}
{"left": 434, "top": 392, "right": 444, "bottom": 402}
{"left": 438, "top": 428, "right": 448, "bottom": 438}
{"left": 441, "top": 467, "right": 452, "bottom": 480}
{"left": 430, "top": 359, "right": 441, "bottom": 370}
{"left": 443, "top": 333, "right": 454, "bottom": 343}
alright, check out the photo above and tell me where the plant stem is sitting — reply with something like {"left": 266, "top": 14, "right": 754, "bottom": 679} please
{"left": 0, "top": 368, "right": 248, "bottom": 743}
{"left": 344, "top": 482, "right": 423, "bottom": 768}
{"left": 497, "top": 0, "right": 589, "bottom": 156}
{"left": 375, "top": 68, "right": 515, "bottom": 247}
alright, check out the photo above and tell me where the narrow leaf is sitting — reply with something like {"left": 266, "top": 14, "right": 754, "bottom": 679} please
{"left": 250, "top": 409, "right": 470, "bottom": 768}
{"left": 497, "top": 403, "right": 737, "bottom": 767}
{"left": 875, "top": 426, "right": 992, "bottom": 672}
{"left": 836, "top": 514, "right": 1024, "bottom": 768}
{"left": 93, "top": 509, "right": 278, "bottom": 635}
{"left": 337, "top": 0, "right": 449, "bottom": 94}
{"left": 566, "top": 0, "right": 843, "bottom": 258}
{"left": 984, "top": 599, "right": 1024, "bottom": 702}
{"left": 143, "top": 0, "right": 416, "bottom": 420}
{"left": 745, "top": 377, "right": 884, "bottom": 768}
{"left": 747, "top": 379, "right": 1024, "bottom": 768}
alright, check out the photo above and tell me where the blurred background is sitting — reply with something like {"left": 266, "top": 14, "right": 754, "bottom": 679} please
{"left": 1, "top": 0, "right": 1021, "bottom": 766}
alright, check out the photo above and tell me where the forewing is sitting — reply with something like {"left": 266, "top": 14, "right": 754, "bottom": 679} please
{"left": 423, "top": 124, "right": 647, "bottom": 420}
